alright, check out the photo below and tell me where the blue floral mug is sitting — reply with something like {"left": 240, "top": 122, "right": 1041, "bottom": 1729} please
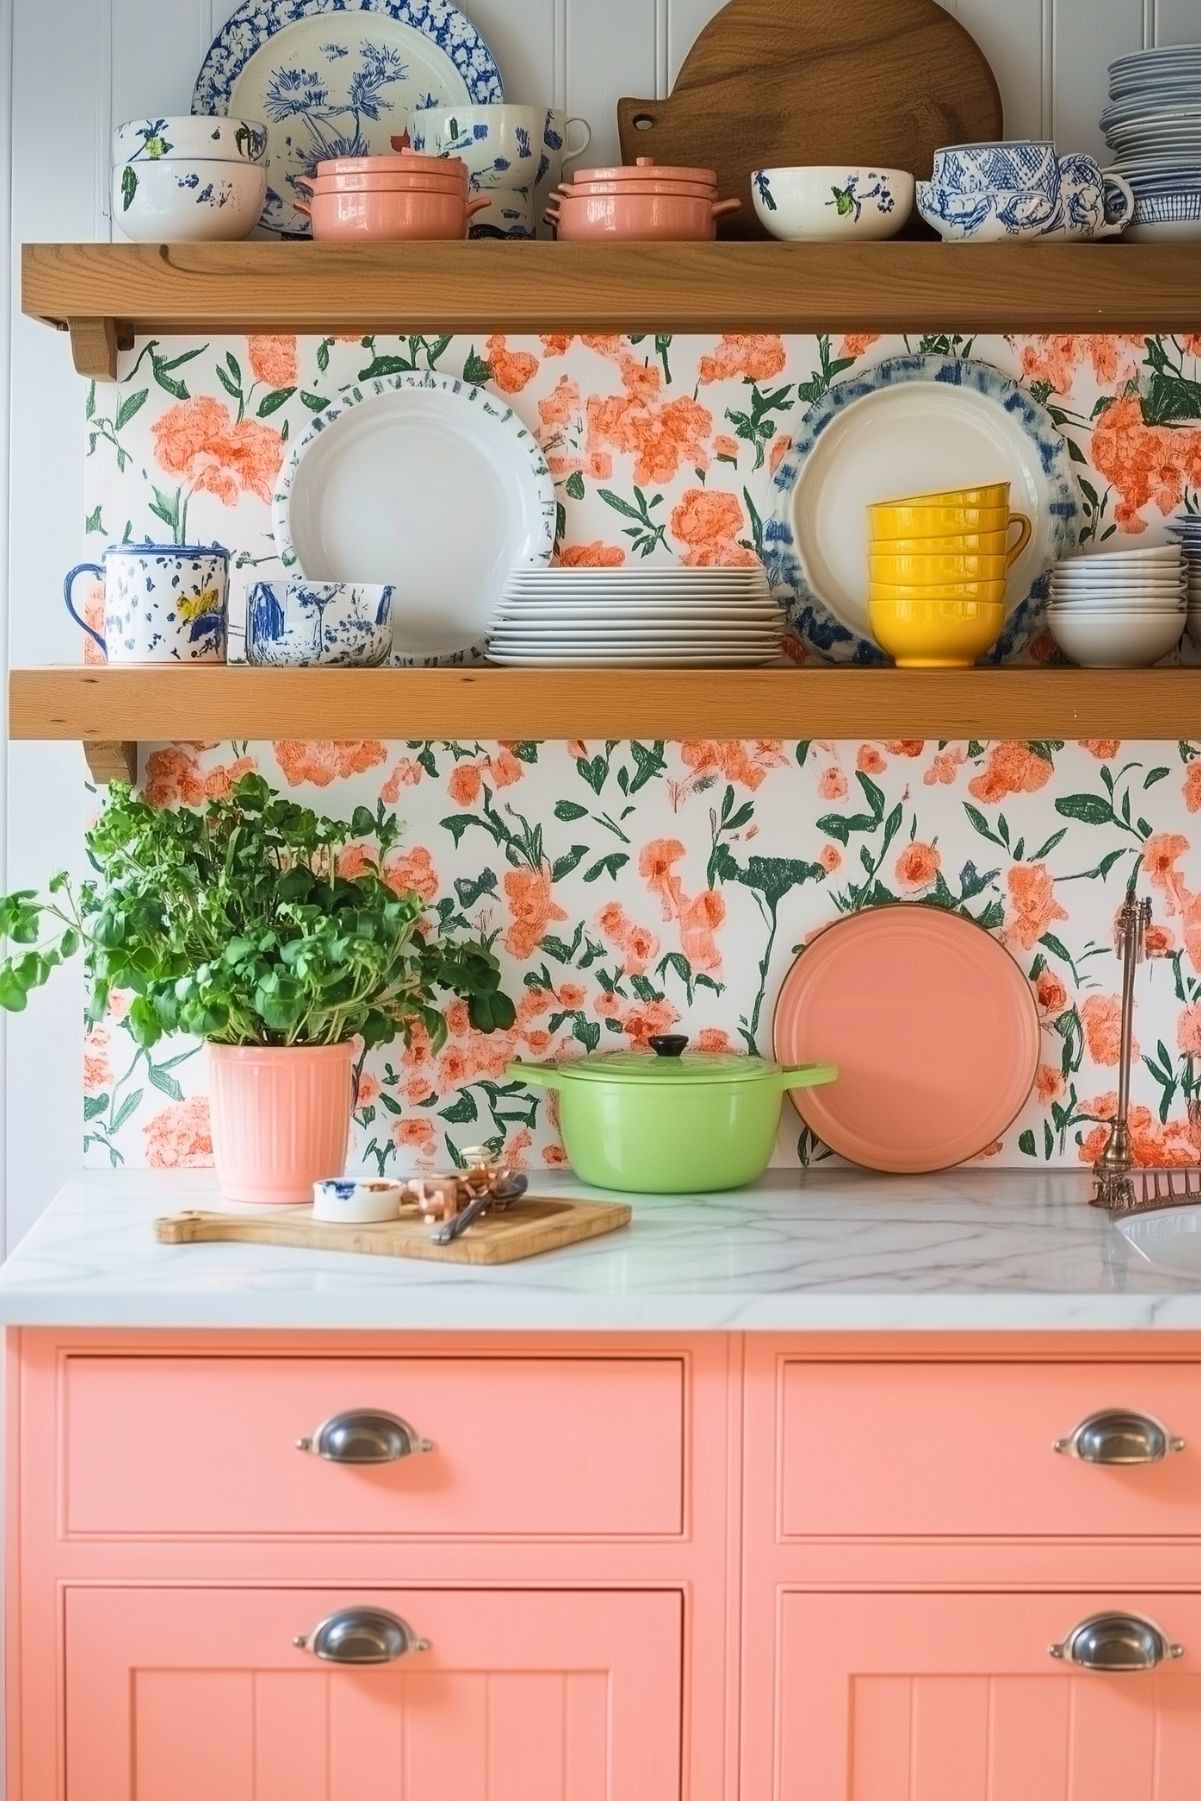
{"left": 63, "top": 543, "right": 229, "bottom": 663}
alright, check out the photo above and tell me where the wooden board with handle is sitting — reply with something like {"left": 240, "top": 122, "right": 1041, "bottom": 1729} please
{"left": 617, "top": 0, "right": 1002, "bottom": 239}
{"left": 155, "top": 1196, "right": 632, "bottom": 1266}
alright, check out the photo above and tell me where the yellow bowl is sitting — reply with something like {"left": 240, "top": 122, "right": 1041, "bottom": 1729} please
{"left": 870, "top": 529, "right": 1013, "bottom": 557}
{"left": 869, "top": 597, "right": 1006, "bottom": 668}
{"left": 874, "top": 481, "right": 1010, "bottom": 509}
{"left": 868, "top": 503, "right": 1012, "bottom": 540}
{"left": 869, "top": 550, "right": 1010, "bottom": 585}
{"left": 870, "top": 577, "right": 1008, "bottom": 605}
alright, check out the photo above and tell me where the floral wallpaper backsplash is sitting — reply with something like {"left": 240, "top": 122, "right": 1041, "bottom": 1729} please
{"left": 79, "top": 327, "right": 1201, "bottom": 1175}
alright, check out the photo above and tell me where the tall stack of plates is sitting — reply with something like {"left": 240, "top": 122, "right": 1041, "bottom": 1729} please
{"left": 1167, "top": 514, "right": 1201, "bottom": 644}
{"left": 1101, "top": 44, "right": 1201, "bottom": 240}
{"left": 487, "top": 565, "right": 782, "bottom": 667}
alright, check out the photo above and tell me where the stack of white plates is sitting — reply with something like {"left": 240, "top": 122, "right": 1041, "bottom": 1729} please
{"left": 1167, "top": 515, "right": 1201, "bottom": 644}
{"left": 486, "top": 564, "right": 782, "bottom": 667}
{"left": 1048, "top": 545, "right": 1185, "bottom": 667}
{"left": 1101, "top": 44, "right": 1201, "bottom": 240}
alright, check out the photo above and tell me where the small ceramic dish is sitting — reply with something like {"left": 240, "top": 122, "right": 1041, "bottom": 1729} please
{"left": 312, "top": 1178, "right": 404, "bottom": 1224}
{"left": 113, "top": 115, "right": 267, "bottom": 166}
{"left": 547, "top": 191, "right": 739, "bottom": 241}
{"left": 113, "top": 157, "right": 266, "bottom": 241}
{"left": 1048, "top": 606, "right": 1184, "bottom": 666}
{"left": 752, "top": 165, "right": 913, "bottom": 240}
{"left": 245, "top": 581, "right": 394, "bottom": 667}
{"left": 296, "top": 189, "right": 490, "bottom": 241}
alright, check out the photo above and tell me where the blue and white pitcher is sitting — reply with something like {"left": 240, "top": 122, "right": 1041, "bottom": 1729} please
{"left": 63, "top": 543, "right": 229, "bottom": 662}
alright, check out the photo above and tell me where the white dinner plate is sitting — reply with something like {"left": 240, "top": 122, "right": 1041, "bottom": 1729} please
{"left": 767, "top": 353, "right": 1078, "bottom": 662}
{"left": 274, "top": 373, "right": 554, "bottom": 657}
{"left": 486, "top": 649, "right": 779, "bottom": 666}
{"left": 193, "top": 0, "right": 502, "bottom": 235}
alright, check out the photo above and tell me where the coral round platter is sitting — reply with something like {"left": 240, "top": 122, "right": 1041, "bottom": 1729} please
{"left": 273, "top": 372, "right": 555, "bottom": 659}
{"left": 193, "top": 0, "right": 503, "bottom": 235}
{"left": 765, "top": 354, "right": 1080, "bottom": 664}
{"left": 772, "top": 903, "right": 1040, "bottom": 1173}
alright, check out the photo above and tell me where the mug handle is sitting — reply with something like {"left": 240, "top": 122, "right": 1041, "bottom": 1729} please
{"left": 563, "top": 117, "right": 591, "bottom": 163}
{"left": 1101, "top": 170, "right": 1134, "bottom": 232}
{"left": 1006, "top": 513, "right": 1032, "bottom": 567}
{"left": 63, "top": 562, "right": 106, "bottom": 655}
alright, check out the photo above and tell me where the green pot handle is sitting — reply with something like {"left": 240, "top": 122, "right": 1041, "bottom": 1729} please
{"left": 505, "top": 1060, "right": 561, "bottom": 1089}
{"left": 773, "top": 1062, "right": 838, "bottom": 1090}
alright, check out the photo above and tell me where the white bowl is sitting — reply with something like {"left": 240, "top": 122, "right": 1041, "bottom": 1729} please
{"left": 1049, "top": 606, "right": 1184, "bottom": 666}
{"left": 113, "top": 157, "right": 266, "bottom": 241}
{"left": 752, "top": 165, "right": 913, "bottom": 240}
{"left": 245, "top": 581, "right": 394, "bottom": 667}
{"left": 113, "top": 116, "right": 267, "bottom": 166}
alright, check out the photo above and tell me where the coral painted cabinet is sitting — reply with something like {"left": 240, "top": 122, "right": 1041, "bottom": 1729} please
{"left": 65, "top": 1587, "right": 682, "bottom": 1801}
{"left": 778, "top": 1592, "right": 1201, "bottom": 1799}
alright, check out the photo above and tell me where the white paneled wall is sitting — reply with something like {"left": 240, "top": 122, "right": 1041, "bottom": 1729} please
{"left": 4, "top": 0, "right": 1201, "bottom": 1243}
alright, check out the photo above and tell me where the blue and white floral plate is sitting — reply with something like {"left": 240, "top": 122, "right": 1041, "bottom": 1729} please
{"left": 193, "top": 0, "right": 503, "bottom": 236}
{"left": 273, "top": 372, "right": 555, "bottom": 661}
{"left": 765, "top": 353, "right": 1080, "bottom": 665}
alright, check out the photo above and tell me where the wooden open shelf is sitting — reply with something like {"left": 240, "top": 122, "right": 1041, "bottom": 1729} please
{"left": 11, "top": 665, "right": 1201, "bottom": 783}
{"left": 24, "top": 241, "right": 1201, "bottom": 379}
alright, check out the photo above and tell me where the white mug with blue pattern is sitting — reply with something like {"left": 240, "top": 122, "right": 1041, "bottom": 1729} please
{"left": 411, "top": 105, "right": 590, "bottom": 237}
{"left": 63, "top": 543, "right": 229, "bottom": 663}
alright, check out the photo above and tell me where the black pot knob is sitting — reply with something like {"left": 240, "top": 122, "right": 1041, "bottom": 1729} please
{"left": 649, "top": 1034, "right": 689, "bottom": 1058}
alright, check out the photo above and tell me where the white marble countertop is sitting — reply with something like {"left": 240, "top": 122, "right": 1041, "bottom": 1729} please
{"left": 2, "top": 1168, "right": 1201, "bottom": 1331}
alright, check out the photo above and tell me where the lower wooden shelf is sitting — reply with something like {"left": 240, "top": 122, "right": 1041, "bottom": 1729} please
{"left": 9, "top": 665, "right": 1201, "bottom": 781}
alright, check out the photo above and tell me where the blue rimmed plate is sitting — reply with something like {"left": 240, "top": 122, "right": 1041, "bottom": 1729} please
{"left": 193, "top": 0, "right": 503, "bottom": 235}
{"left": 764, "top": 353, "right": 1080, "bottom": 665}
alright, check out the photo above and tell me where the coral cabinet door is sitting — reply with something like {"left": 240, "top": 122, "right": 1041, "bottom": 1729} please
{"left": 65, "top": 1587, "right": 682, "bottom": 1801}
{"left": 774, "top": 1591, "right": 1201, "bottom": 1800}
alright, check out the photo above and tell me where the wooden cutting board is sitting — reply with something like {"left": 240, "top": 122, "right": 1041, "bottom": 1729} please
{"left": 617, "top": 0, "right": 1002, "bottom": 239}
{"left": 155, "top": 1196, "right": 632, "bottom": 1266}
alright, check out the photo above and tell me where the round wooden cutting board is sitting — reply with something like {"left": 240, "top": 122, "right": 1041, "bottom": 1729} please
{"left": 617, "top": 0, "right": 1002, "bottom": 238}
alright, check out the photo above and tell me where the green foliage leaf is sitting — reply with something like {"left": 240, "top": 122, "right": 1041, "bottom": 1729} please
{"left": 120, "top": 165, "right": 137, "bottom": 210}
{"left": 115, "top": 388, "right": 148, "bottom": 431}
{"left": 583, "top": 852, "right": 629, "bottom": 883}
{"left": 1054, "top": 793, "right": 1115, "bottom": 826}
{"left": 439, "top": 1089, "right": 479, "bottom": 1124}
{"left": 257, "top": 386, "right": 295, "bottom": 416}
{"left": 565, "top": 469, "right": 585, "bottom": 500}
{"left": 554, "top": 800, "right": 589, "bottom": 822}
{"left": 1018, "top": 1129, "right": 1037, "bottom": 1157}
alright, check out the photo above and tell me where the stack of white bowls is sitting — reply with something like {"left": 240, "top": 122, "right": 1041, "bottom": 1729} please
{"left": 1048, "top": 545, "right": 1185, "bottom": 667}
{"left": 1101, "top": 44, "right": 1201, "bottom": 240}
{"left": 1167, "top": 515, "right": 1201, "bottom": 645}
{"left": 486, "top": 564, "right": 781, "bottom": 667}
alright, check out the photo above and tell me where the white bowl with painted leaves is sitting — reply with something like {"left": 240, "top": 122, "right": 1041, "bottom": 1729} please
{"left": 752, "top": 166, "right": 913, "bottom": 240}
{"left": 113, "top": 157, "right": 266, "bottom": 242}
{"left": 112, "top": 116, "right": 267, "bottom": 167}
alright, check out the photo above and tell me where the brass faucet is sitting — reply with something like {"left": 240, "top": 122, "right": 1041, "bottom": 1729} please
{"left": 1091, "top": 889, "right": 1151, "bottom": 1214}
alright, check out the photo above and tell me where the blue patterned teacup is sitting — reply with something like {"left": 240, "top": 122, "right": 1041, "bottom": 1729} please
{"left": 63, "top": 543, "right": 228, "bottom": 662}
{"left": 922, "top": 141, "right": 1133, "bottom": 241}
{"left": 930, "top": 140, "right": 1060, "bottom": 198}
{"left": 245, "top": 581, "right": 394, "bottom": 667}
{"left": 408, "top": 106, "right": 590, "bottom": 237}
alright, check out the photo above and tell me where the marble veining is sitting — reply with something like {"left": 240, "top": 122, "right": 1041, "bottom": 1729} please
{"left": 4, "top": 1170, "right": 1201, "bottom": 1330}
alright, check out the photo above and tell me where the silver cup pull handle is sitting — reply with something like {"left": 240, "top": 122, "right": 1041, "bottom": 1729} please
{"left": 1053, "top": 1409, "right": 1184, "bottom": 1464}
{"left": 293, "top": 1608, "right": 430, "bottom": 1664}
{"left": 1049, "top": 1612, "right": 1183, "bottom": 1672}
{"left": 295, "top": 1409, "right": 434, "bottom": 1464}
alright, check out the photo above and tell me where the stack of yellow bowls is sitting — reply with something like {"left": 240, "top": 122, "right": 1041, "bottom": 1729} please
{"left": 867, "top": 483, "right": 1031, "bottom": 667}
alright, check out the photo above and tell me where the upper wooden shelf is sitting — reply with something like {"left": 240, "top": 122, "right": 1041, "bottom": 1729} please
{"left": 23, "top": 241, "right": 1201, "bottom": 379}
{"left": 10, "top": 665, "right": 1201, "bottom": 782}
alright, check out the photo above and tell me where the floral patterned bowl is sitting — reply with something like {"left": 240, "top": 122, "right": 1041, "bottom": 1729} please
{"left": 245, "top": 582, "right": 394, "bottom": 667}
{"left": 113, "top": 157, "right": 266, "bottom": 242}
{"left": 751, "top": 166, "right": 914, "bottom": 240}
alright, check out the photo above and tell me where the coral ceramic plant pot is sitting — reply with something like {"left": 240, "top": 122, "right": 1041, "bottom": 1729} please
{"left": 207, "top": 1042, "right": 355, "bottom": 1204}
{"left": 296, "top": 188, "right": 490, "bottom": 241}
{"left": 508, "top": 1034, "right": 836, "bottom": 1193}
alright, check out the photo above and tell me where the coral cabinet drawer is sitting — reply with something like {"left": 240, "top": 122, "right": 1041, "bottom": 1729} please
{"left": 777, "top": 1361, "right": 1201, "bottom": 1538}
{"left": 61, "top": 1354, "right": 684, "bottom": 1538}
{"left": 65, "top": 1586, "right": 682, "bottom": 1801}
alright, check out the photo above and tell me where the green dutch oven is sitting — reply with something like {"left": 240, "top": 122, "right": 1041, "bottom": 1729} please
{"left": 508, "top": 1034, "right": 837, "bottom": 1193}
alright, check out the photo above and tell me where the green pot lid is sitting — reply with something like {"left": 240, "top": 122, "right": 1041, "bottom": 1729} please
{"left": 551, "top": 1034, "right": 783, "bottom": 1084}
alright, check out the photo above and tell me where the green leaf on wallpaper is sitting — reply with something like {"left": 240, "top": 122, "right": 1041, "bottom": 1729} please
{"left": 257, "top": 387, "right": 294, "bottom": 417}
{"left": 583, "top": 852, "right": 629, "bottom": 883}
{"left": 1144, "top": 766, "right": 1171, "bottom": 788}
{"left": 627, "top": 740, "right": 666, "bottom": 793}
{"left": 439, "top": 1090, "right": 478, "bottom": 1124}
{"left": 1097, "top": 848, "right": 1128, "bottom": 879}
{"left": 1027, "top": 740, "right": 1063, "bottom": 763}
{"left": 554, "top": 501, "right": 566, "bottom": 547}
{"left": 1031, "top": 827, "right": 1067, "bottom": 860}
{"left": 109, "top": 1090, "right": 144, "bottom": 1134}
{"left": 577, "top": 755, "right": 608, "bottom": 795}
{"left": 551, "top": 845, "right": 589, "bottom": 882}
{"left": 572, "top": 1016, "right": 601, "bottom": 1053}
{"left": 1039, "top": 932, "right": 1073, "bottom": 967}
{"left": 148, "top": 1065, "right": 183, "bottom": 1102}
{"left": 815, "top": 811, "right": 876, "bottom": 845}
{"left": 1054, "top": 793, "right": 1114, "bottom": 826}
{"left": 453, "top": 869, "right": 497, "bottom": 909}
{"left": 1055, "top": 1008, "right": 1083, "bottom": 1076}
{"left": 440, "top": 813, "right": 485, "bottom": 847}
{"left": 300, "top": 391, "right": 328, "bottom": 411}
{"left": 462, "top": 348, "right": 493, "bottom": 385}
{"left": 84, "top": 506, "right": 104, "bottom": 535}
{"left": 215, "top": 361, "right": 241, "bottom": 400}
{"left": 554, "top": 801, "right": 588, "bottom": 822}
{"left": 83, "top": 1093, "right": 108, "bottom": 1122}
{"left": 511, "top": 742, "right": 539, "bottom": 763}
{"left": 115, "top": 388, "right": 148, "bottom": 431}
{"left": 120, "top": 165, "right": 137, "bottom": 211}
{"left": 795, "top": 741, "right": 811, "bottom": 768}
{"left": 855, "top": 771, "right": 885, "bottom": 818}
{"left": 1143, "top": 372, "right": 1201, "bottom": 426}
{"left": 1018, "top": 1129, "right": 1037, "bottom": 1157}
{"left": 317, "top": 340, "right": 331, "bottom": 372}
{"left": 85, "top": 383, "right": 96, "bottom": 421}
{"left": 565, "top": 470, "right": 585, "bottom": 500}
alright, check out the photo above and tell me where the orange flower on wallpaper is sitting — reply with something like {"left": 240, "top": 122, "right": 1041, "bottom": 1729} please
{"left": 819, "top": 844, "right": 841, "bottom": 873}
{"left": 151, "top": 395, "right": 283, "bottom": 507}
{"left": 768, "top": 434, "right": 790, "bottom": 474}
{"left": 1004, "top": 862, "right": 1068, "bottom": 951}
{"left": 392, "top": 1116, "right": 437, "bottom": 1156}
{"left": 385, "top": 846, "right": 439, "bottom": 903}
{"left": 695, "top": 1027, "right": 731, "bottom": 1052}
{"left": 857, "top": 746, "right": 885, "bottom": 775}
{"left": 1178, "top": 1005, "right": 1201, "bottom": 1055}
{"left": 1145, "top": 922, "right": 1175, "bottom": 957}
{"left": 1035, "top": 969, "right": 1068, "bottom": 1017}
{"left": 680, "top": 888, "right": 725, "bottom": 972}
{"left": 503, "top": 866, "right": 567, "bottom": 959}
{"left": 1092, "top": 393, "right": 1201, "bottom": 529}
{"left": 1012, "top": 334, "right": 1143, "bottom": 394}
{"left": 143, "top": 747, "right": 256, "bottom": 809}
{"left": 837, "top": 332, "right": 881, "bottom": 359}
{"left": 639, "top": 838, "right": 688, "bottom": 920}
{"left": 83, "top": 1026, "right": 112, "bottom": 1095}
{"left": 246, "top": 334, "right": 298, "bottom": 389}
{"left": 1081, "top": 994, "right": 1128, "bottom": 1065}
{"left": 818, "top": 766, "right": 848, "bottom": 800}
{"left": 538, "top": 374, "right": 581, "bottom": 428}
{"left": 486, "top": 334, "right": 538, "bottom": 394}
{"left": 1078, "top": 1096, "right": 1201, "bottom": 1168}
{"left": 622, "top": 923, "right": 659, "bottom": 977}
{"left": 558, "top": 540, "right": 627, "bottom": 567}
{"left": 895, "top": 841, "right": 940, "bottom": 890}
{"left": 1081, "top": 739, "right": 1121, "bottom": 760}
{"left": 924, "top": 747, "right": 965, "bottom": 787}
{"left": 680, "top": 738, "right": 785, "bottom": 792}
{"left": 968, "top": 741, "right": 1054, "bottom": 804}
{"left": 587, "top": 391, "right": 714, "bottom": 487}
{"left": 143, "top": 1097, "right": 212, "bottom": 1168}
{"left": 623, "top": 997, "right": 681, "bottom": 1046}
{"left": 1035, "top": 1063, "right": 1065, "bottom": 1103}
{"left": 670, "top": 488, "right": 758, "bottom": 567}
{"left": 354, "top": 1071, "right": 380, "bottom": 1107}
{"left": 697, "top": 334, "right": 787, "bottom": 384}
{"left": 273, "top": 740, "right": 388, "bottom": 788}
{"left": 1184, "top": 762, "right": 1201, "bottom": 813}
{"left": 448, "top": 762, "right": 484, "bottom": 807}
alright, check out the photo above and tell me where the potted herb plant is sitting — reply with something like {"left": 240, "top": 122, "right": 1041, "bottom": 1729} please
{"left": 0, "top": 774, "right": 515, "bottom": 1203}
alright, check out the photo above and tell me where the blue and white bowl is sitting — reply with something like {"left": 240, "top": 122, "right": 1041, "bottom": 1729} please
{"left": 113, "top": 115, "right": 267, "bottom": 167}
{"left": 113, "top": 157, "right": 266, "bottom": 241}
{"left": 245, "top": 581, "right": 394, "bottom": 667}
{"left": 312, "top": 1178, "right": 403, "bottom": 1224}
